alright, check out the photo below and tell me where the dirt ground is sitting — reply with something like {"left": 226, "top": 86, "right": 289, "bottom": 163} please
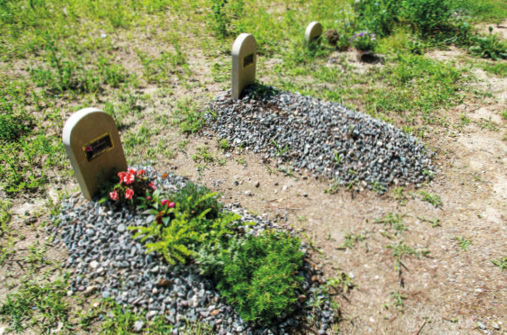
{"left": 1, "top": 24, "right": 506, "bottom": 335}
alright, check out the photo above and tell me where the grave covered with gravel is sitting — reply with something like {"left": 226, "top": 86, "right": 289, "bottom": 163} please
{"left": 50, "top": 167, "right": 335, "bottom": 334}
{"left": 208, "top": 85, "right": 434, "bottom": 191}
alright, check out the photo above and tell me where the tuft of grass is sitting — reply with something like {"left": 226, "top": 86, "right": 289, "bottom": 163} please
{"left": 418, "top": 191, "right": 443, "bottom": 208}
{"left": 391, "top": 291, "right": 407, "bottom": 312}
{"left": 454, "top": 236, "right": 472, "bottom": 251}
{"left": 376, "top": 213, "right": 408, "bottom": 234}
{"left": 339, "top": 233, "right": 367, "bottom": 249}
{"left": 491, "top": 257, "right": 507, "bottom": 271}
{"left": 387, "top": 241, "right": 430, "bottom": 271}
{"left": 172, "top": 98, "right": 206, "bottom": 134}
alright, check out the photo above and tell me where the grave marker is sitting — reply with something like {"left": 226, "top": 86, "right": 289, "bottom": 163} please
{"left": 305, "top": 21, "right": 323, "bottom": 44}
{"left": 63, "top": 107, "right": 127, "bottom": 200}
{"left": 232, "top": 33, "right": 257, "bottom": 99}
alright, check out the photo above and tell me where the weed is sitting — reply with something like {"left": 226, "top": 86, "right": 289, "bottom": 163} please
{"left": 392, "top": 187, "right": 408, "bottom": 204}
{"left": 391, "top": 291, "right": 407, "bottom": 311}
{"left": 418, "top": 191, "right": 443, "bottom": 208}
{"left": 491, "top": 257, "right": 507, "bottom": 271}
{"left": 193, "top": 146, "right": 216, "bottom": 164}
{"left": 376, "top": 213, "right": 408, "bottom": 234}
{"left": 454, "top": 236, "right": 472, "bottom": 251}
{"left": 339, "top": 233, "right": 367, "bottom": 249}
{"left": 326, "top": 272, "right": 355, "bottom": 295}
{"left": 172, "top": 99, "right": 206, "bottom": 134}
{"left": 219, "top": 138, "right": 230, "bottom": 151}
{"left": 387, "top": 241, "right": 430, "bottom": 271}
{"left": 476, "top": 118, "right": 499, "bottom": 131}
{"left": 271, "top": 139, "right": 290, "bottom": 156}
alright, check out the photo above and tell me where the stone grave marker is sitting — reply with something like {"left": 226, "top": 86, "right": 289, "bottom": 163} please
{"left": 305, "top": 21, "right": 323, "bottom": 44}
{"left": 62, "top": 107, "right": 127, "bottom": 200}
{"left": 232, "top": 33, "right": 257, "bottom": 99}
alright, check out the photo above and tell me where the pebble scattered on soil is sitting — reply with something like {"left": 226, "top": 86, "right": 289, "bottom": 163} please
{"left": 207, "top": 85, "right": 434, "bottom": 191}
{"left": 50, "top": 167, "right": 335, "bottom": 334}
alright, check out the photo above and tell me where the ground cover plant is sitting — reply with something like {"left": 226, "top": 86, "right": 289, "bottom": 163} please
{"left": 0, "top": 0, "right": 505, "bottom": 333}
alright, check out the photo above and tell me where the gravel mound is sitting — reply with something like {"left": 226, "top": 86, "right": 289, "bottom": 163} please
{"left": 207, "top": 85, "right": 434, "bottom": 191}
{"left": 50, "top": 167, "right": 335, "bottom": 334}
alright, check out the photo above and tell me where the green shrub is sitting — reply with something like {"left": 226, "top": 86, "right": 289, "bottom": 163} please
{"left": 355, "top": 0, "right": 402, "bottom": 37}
{"left": 171, "top": 182, "right": 222, "bottom": 220}
{"left": 199, "top": 230, "right": 305, "bottom": 324}
{"left": 0, "top": 112, "right": 32, "bottom": 142}
{"left": 400, "top": 0, "right": 453, "bottom": 36}
{"left": 469, "top": 30, "right": 507, "bottom": 60}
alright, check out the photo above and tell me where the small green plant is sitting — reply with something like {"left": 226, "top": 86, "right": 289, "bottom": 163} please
{"left": 455, "top": 236, "right": 472, "bottom": 251}
{"left": 172, "top": 99, "right": 206, "bottom": 134}
{"left": 418, "top": 191, "right": 443, "bottom": 208}
{"left": 193, "top": 146, "right": 215, "bottom": 164}
{"left": 376, "top": 213, "right": 408, "bottom": 234}
{"left": 387, "top": 241, "right": 430, "bottom": 271}
{"left": 491, "top": 257, "right": 507, "bottom": 271}
{"left": 219, "top": 138, "right": 230, "bottom": 151}
{"left": 391, "top": 291, "right": 407, "bottom": 311}
{"left": 325, "top": 272, "right": 355, "bottom": 295}
{"left": 339, "top": 233, "right": 367, "bottom": 249}
{"left": 271, "top": 140, "right": 290, "bottom": 156}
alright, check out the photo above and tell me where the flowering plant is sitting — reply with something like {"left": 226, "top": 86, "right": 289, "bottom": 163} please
{"left": 108, "top": 168, "right": 157, "bottom": 207}
{"left": 350, "top": 31, "right": 378, "bottom": 52}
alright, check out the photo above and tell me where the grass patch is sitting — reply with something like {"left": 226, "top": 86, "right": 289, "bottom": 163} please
{"left": 0, "top": 276, "right": 73, "bottom": 334}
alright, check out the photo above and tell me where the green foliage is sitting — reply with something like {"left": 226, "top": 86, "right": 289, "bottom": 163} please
{"left": 0, "top": 112, "right": 33, "bottom": 142}
{"left": 172, "top": 98, "right": 206, "bottom": 134}
{"left": 387, "top": 241, "right": 430, "bottom": 271}
{"left": 137, "top": 45, "right": 188, "bottom": 84}
{"left": 375, "top": 213, "right": 408, "bottom": 234}
{"left": 171, "top": 182, "right": 222, "bottom": 220}
{"left": 130, "top": 183, "right": 239, "bottom": 265}
{"left": 468, "top": 30, "right": 507, "bottom": 60}
{"left": 0, "top": 133, "right": 65, "bottom": 196}
{"left": 132, "top": 208, "right": 203, "bottom": 264}
{"left": 355, "top": 0, "right": 401, "bottom": 37}
{"left": 418, "top": 190, "right": 443, "bottom": 207}
{"left": 399, "top": 0, "right": 453, "bottom": 37}
{"left": 200, "top": 230, "right": 305, "bottom": 324}
{"left": 0, "top": 276, "right": 72, "bottom": 334}
{"left": 491, "top": 257, "right": 507, "bottom": 271}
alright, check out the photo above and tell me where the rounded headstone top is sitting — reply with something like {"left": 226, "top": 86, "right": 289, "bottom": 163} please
{"left": 305, "top": 21, "right": 323, "bottom": 43}
{"left": 232, "top": 33, "right": 257, "bottom": 56}
{"left": 62, "top": 108, "right": 112, "bottom": 145}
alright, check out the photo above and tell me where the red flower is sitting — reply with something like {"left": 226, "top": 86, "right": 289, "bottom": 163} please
{"left": 125, "top": 188, "right": 134, "bottom": 200}
{"left": 85, "top": 146, "right": 93, "bottom": 152}
{"left": 128, "top": 168, "right": 137, "bottom": 175}
{"left": 147, "top": 196, "right": 152, "bottom": 200}
{"left": 161, "top": 199, "right": 175, "bottom": 208}
{"left": 148, "top": 182, "right": 157, "bottom": 190}
{"left": 118, "top": 172, "right": 127, "bottom": 184}
{"left": 109, "top": 190, "right": 119, "bottom": 201}
{"left": 124, "top": 172, "right": 135, "bottom": 185}
{"left": 136, "top": 169, "right": 146, "bottom": 176}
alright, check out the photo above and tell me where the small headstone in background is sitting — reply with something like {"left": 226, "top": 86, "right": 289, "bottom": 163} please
{"left": 305, "top": 21, "right": 323, "bottom": 44}
{"left": 62, "top": 107, "right": 127, "bottom": 200}
{"left": 232, "top": 33, "right": 257, "bottom": 99}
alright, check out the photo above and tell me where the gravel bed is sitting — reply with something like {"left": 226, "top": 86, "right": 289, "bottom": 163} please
{"left": 50, "top": 167, "right": 335, "bottom": 334}
{"left": 207, "top": 85, "right": 434, "bottom": 191}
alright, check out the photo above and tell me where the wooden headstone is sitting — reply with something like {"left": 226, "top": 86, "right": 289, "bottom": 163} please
{"left": 232, "top": 33, "right": 257, "bottom": 99}
{"left": 62, "top": 108, "right": 127, "bottom": 200}
{"left": 305, "top": 21, "right": 323, "bottom": 43}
